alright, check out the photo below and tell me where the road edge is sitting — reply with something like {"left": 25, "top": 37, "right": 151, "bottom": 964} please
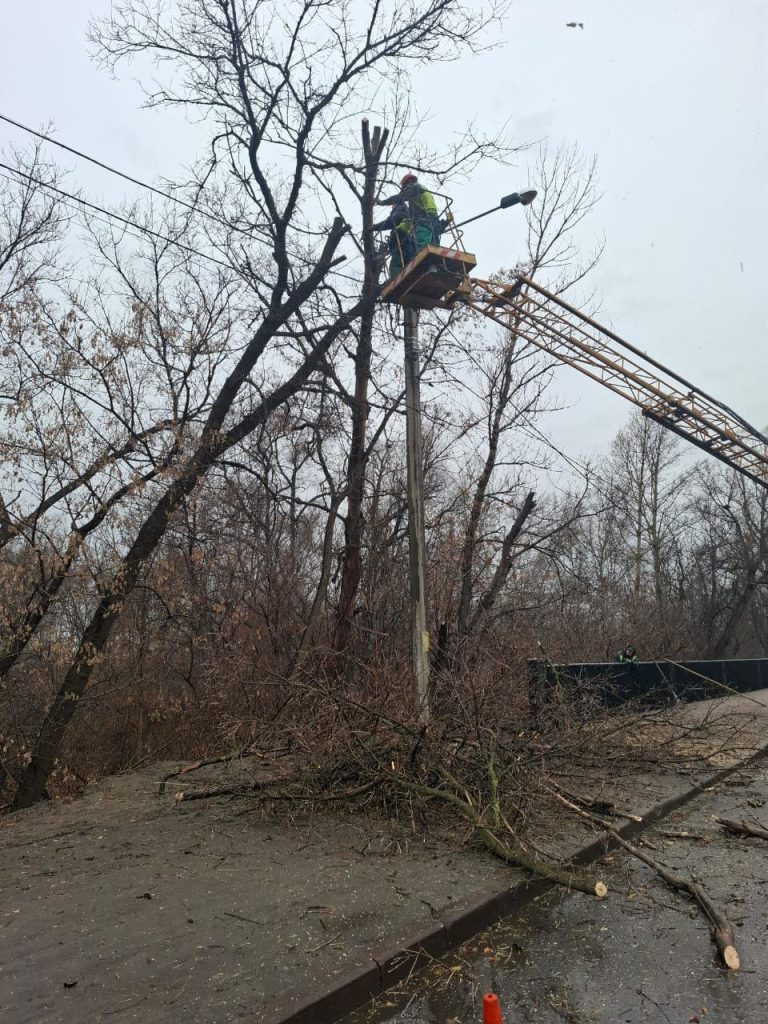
{"left": 264, "top": 743, "right": 768, "bottom": 1024}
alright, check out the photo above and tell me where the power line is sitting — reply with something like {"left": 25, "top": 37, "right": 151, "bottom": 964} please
{"left": 0, "top": 166, "right": 245, "bottom": 287}
{"left": 0, "top": 110, "right": 267, "bottom": 243}
{"left": 0, "top": 166, "right": 154, "bottom": 264}
{"left": 0, "top": 160, "right": 369, "bottom": 290}
{"left": 0, "top": 160, "right": 234, "bottom": 270}
{"left": 0, "top": 109, "right": 368, "bottom": 287}
{"left": 0, "top": 111, "right": 197, "bottom": 212}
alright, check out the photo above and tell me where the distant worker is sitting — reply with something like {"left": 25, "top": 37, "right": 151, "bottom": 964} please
{"left": 614, "top": 644, "right": 638, "bottom": 666}
{"left": 373, "top": 172, "right": 441, "bottom": 277}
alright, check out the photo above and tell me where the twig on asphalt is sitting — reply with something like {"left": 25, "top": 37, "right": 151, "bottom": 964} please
{"left": 547, "top": 787, "right": 740, "bottom": 970}
{"left": 715, "top": 816, "right": 768, "bottom": 841}
{"left": 305, "top": 931, "right": 342, "bottom": 954}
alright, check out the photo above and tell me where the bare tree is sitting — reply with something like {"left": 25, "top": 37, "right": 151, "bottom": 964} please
{"left": 0, "top": 216, "right": 236, "bottom": 677}
{"left": 452, "top": 143, "right": 603, "bottom": 640}
{"left": 0, "top": 141, "right": 69, "bottom": 303}
{"left": 332, "top": 123, "right": 388, "bottom": 656}
{"left": 523, "top": 142, "right": 603, "bottom": 297}
{"left": 605, "top": 412, "right": 691, "bottom": 603}
{"left": 10, "top": 0, "right": 515, "bottom": 808}
{"left": 454, "top": 334, "right": 548, "bottom": 636}
{"left": 689, "top": 467, "right": 768, "bottom": 658}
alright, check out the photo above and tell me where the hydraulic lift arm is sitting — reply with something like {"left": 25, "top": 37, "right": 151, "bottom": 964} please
{"left": 466, "top": 275, "right": 768, "bottom": 490}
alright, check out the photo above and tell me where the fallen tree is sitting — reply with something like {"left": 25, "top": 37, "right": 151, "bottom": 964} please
{"left": 154, "top": 674, "right": 760, "bottom": 921}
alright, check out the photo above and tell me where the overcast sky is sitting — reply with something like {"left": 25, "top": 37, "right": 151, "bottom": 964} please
{"left": 1, "top": 0, "right": 766, "bottom": 469}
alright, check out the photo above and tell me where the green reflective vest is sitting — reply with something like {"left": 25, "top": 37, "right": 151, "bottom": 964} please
{"left": 400, "top": 183, "right": 438, "bottom": 223}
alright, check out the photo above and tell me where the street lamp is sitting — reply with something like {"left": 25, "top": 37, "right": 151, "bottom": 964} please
{"left": 453, "top": 189, "right": 538, "bottom": 229}
{"left": 501, "top": 189, "right": 538, "bottom": 208}
{"left": 399, "top": 188, "right": 536, "bottom": 725}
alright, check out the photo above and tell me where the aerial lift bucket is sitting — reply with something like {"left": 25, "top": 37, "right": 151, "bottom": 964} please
{"left": 379, "top": 243, "right": 477, "bottom": 309}
{"left": 379, "top": 191, "right": 477, "bottom": 310}
{"left": 378, "top": 187, "right": 537, "bottom": 310}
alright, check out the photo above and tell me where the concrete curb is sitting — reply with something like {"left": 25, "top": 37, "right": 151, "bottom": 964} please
{"left": 265, "top": 744, "right": 768, "bottom": 1024}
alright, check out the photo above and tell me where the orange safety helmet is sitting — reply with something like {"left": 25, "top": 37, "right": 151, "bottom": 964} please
{"left": 400, "top": 172, "right": 418, "bottom": 187}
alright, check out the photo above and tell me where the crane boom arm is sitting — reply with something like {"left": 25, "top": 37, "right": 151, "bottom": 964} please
{"left": 466, "top": 275, "right": 768, "bottom": 490}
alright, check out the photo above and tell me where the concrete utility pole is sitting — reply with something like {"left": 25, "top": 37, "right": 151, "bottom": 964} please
{"left": 402, "top": 306, "right": 430, "bottom": 723}
{"left": 388, "top": 191, "right": 538, "bottom": 724}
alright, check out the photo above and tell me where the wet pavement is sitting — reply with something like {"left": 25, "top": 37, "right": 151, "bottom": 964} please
{"left": 345, "top": 762, "right": 768, "bottom": 1024}
{"left": 2, "top": 692, "right": 767, "bottom": 1023}
{"left": 0, "top": 768, "right": 513, "bottom": 1024}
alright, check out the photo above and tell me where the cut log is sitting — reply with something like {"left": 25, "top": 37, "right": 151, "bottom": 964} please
{"left": 549, "top": 788, "right": 740, "bottom": 970}
{"left": 175, "top": 784, "right": 250, "bottom": 802}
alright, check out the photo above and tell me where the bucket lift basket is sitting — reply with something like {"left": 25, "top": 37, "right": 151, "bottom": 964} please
{"left": 378, "top": 190, "right": 477, "bottom": 309}
{"left": 379, "top": 244, "right": 477, "bottom": 309}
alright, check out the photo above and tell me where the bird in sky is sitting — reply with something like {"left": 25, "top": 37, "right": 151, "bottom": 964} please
{"left": 566, "top": 22, "right": 585, "bottom": 29}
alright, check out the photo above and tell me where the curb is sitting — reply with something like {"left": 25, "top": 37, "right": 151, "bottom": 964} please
{"left": 265, "top": 743, "right": 768, "bottom": 1024}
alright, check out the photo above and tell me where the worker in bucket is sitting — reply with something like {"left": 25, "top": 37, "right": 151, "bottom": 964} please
{"left": 371, "top": 201, "right": 415, "bottom": 277}
{"left": 373, "top": 172, "right": 441, "bottom": 276}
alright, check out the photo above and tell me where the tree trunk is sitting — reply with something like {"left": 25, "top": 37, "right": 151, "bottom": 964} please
{"left": 633, "top": 448, "right": 646, "bottom": 597}
{"left": 12, "top": 463, "right": 206, "bottom": 808}
{"left": 457, "top": 338, "right": 517, "bottom": 635}
{"left": 467, "top": 490, "right": 536, "bottom": 635}
{"left": 289, "top": 494, "right": 342, "bottom": 680}
{"left": 0, "top": 467, "right": 160, "bottom": 680}
{"left": 333, "top": 121, "right": 388, "bottom": 654}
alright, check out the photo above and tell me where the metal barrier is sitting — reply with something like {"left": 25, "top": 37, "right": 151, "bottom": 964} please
{"left": 528, "top": 658, "right": 768, "bottom": 715}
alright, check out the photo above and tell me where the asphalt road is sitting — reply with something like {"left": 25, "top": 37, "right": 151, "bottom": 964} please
{"left": 346, "top": 760, "right": 768, "bottom": 1024}
{"left": 0, "top": 768, "right": 512, "bottom": 1024}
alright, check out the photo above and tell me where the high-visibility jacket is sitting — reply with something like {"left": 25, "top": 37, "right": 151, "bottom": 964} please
{"left": 381, "top": 183, "right": 440, "bottom": 241}
{"left": 400, "top": 182, "right": 438, "bottom": 225}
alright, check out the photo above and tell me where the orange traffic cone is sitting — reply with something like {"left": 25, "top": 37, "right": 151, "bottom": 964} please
{"left": 482, "top": 992, "right": 504, "bottom": 1024}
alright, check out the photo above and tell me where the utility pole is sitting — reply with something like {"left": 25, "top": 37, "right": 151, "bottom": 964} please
{"left": 402, "top": 306, "right": 430, "bottom": 723}
{"left": 386, "top": 189, "right": 538, "bottom": 723}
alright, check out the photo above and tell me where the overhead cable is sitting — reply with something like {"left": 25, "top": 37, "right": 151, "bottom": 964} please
{"left": 0, "top": 110, "right": 266, "bottom": 242}
{"left": 0, "top": 160, "right": 367, "bottom": 288}
{"left": 0, "top": 110, "right": 368, "bottom": 286}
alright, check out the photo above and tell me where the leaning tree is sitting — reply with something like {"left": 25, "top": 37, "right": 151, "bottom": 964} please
{"left": 9, "top": 0, "right": 513, "bottom": 808}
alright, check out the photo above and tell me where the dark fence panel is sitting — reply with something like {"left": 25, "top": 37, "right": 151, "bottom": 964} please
{"left": 528, "top": 658, "right": 768, "bottom": 716}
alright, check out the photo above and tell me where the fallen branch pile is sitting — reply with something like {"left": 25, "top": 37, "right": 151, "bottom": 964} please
{"left": 153, "top": 676, "right": 756, "bottom": 972}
